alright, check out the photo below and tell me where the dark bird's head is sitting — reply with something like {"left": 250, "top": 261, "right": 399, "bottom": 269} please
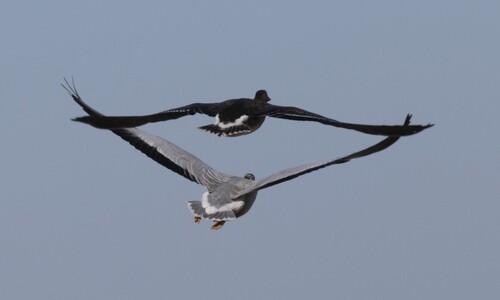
{"left": 244, "top": 173, "right": 255, "bottom": 180}
{"left": 254, "top": 90, "right": 270, "bottom": 102}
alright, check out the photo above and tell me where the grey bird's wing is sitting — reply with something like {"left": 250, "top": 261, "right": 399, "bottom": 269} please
{"left": 63, "top": 79, "right": 230, "bottom": 191}
{"left": 232, "top": 115, "right": 411, "bottom": 198}
{"left": 257, "top": 103, "right": 433, "bottom": 137}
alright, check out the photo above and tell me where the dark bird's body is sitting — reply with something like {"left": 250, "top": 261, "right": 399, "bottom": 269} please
{"left": 74, "top": 90, "right": 433, "bottom": 137}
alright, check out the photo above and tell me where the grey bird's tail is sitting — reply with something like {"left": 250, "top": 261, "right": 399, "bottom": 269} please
{"left": 187, "top": 201, "right": 237, "bottom": 221}
{"left": 207, "top": 211, "right": 237, "bottom": 221}
{"left": 187, "top": 201, "right": 207, "bottom": 218}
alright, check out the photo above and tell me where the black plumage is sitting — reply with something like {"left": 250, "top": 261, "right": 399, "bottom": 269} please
{"left": 73, "top": 89, "right": 433, "bottom": 137}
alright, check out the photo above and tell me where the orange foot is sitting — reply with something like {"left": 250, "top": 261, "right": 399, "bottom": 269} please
{"left": 211, "top": 221, "right": 226, "bottom": 230}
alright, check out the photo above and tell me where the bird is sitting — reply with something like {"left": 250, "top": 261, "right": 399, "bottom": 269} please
{"left": 64, "top": 78, "right": 428, "bottom": 230}
{"left": 73, "top": 88, "right": 433, "bottom": 137}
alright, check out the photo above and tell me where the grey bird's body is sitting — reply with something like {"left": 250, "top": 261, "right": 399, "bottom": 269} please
{"left": 64, "top": 79, "right": 429, "bottom": 230}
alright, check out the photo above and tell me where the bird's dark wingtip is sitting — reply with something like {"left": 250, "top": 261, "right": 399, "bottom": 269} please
{"left": 72, "top": 116, "right": 88, "bottom": 123}
{"left": 63, "top": 78, "right": 104, "bottom": 118}
{"left": 404, "top": 113, "right": 434, "bottom": 132}
{"left": 419, "top": 123, "right": 435, "bottom": 131}
{"left": 72, "top": 116, "right": 110, "bottom": 129}
{"left": 404, "top": 114, "right": 412, "bottom": 125}
{"left": 61, "top": 77, "right": 77, "bottom": 96}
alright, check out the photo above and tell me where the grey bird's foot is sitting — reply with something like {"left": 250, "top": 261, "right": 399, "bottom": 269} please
{"left": 194, "top": 216, "right": 201, "bottom": 224}
{"left": 211, "top": 221, "right": 226, "bottom": 230}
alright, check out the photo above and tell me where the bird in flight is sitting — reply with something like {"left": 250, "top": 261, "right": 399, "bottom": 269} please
{"left": 64, "top": 79, "right": 428, "bottom": 230}
{"left": 73, "top": 88, "right": 433, "bottom": 137}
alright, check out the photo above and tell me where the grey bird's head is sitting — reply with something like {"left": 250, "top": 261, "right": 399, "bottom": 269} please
{"left": 254, "top": 90, "right": 271, "bottom": 102}
{"left": 244, "top": 173, "right": 255, "bottom": 180}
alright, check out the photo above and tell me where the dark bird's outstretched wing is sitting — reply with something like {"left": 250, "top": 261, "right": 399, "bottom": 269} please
{"left": 73, "top": 102, "right": 220, "bottom": 129}
{"left": 259, "top": 104, "right": 434, "bottom": 136}
{"left": 63, "top": 79, "right": 230, "bottom": 191}
{"left": 232, "top": 115, "right": 411, "bottom": 198}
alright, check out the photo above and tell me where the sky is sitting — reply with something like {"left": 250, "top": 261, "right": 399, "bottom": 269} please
{"left": 1, "top": 1, "right": 499, "bottom": 299}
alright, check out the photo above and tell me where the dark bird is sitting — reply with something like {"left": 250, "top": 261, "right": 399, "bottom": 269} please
{"left": 73, "top": 89, "right": 433, "bottom": 137}
{"left": 64, "top": 79, "right": 428, "bottom": 230}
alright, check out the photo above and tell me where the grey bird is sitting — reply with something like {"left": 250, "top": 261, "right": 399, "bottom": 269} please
{"left": 73, "top": 89, "right": 433, "bottom": 137}
{"left": 64, "top": 79, "right": 425, "bottom": 230}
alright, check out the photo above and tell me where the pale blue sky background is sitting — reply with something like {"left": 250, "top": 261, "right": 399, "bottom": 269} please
{"left": 1, "top": 1, "right": 499, "bottom": 299}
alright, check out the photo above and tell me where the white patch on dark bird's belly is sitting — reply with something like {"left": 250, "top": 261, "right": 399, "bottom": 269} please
{"left": 214, "top": 114, "right": 249, "bottom": 129}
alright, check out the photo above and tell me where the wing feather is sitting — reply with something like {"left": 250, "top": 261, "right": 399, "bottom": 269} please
{"left": 232, "top": 115, "right": 412, "bottom": 198}
{"left": 72, "top": 103, "right": 218, "bottom": 129}
{"left": 63, "top": 78, "right": 229, "bottom": 191}
{"left": 262, "top": 104, "right": 433, "bottom": 136}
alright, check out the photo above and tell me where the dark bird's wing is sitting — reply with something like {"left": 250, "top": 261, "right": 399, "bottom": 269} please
{"left": 73, "top": 102, "right": 220, "bottom": 129}
{"left": 63, "top": 79, "right": 230, "bottom": 191}
{"left": 259, "top": 104, "right": 433, "bottom": 136}
{"left": 232, "top": 115, "right": 411, "bottom": 198}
